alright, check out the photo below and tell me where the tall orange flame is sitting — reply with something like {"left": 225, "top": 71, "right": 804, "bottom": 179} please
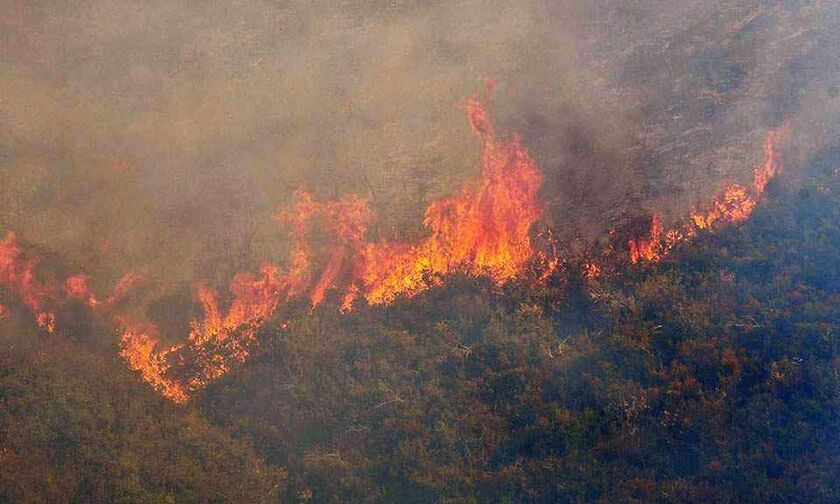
{"left": 284, "top": 97, "right": 543, "bottom": 308}
{"left": 628, "top": 214, "right": 665, "bottom": 264}
{"left": 358, "top": 98, "right": 543, "bottom": 305}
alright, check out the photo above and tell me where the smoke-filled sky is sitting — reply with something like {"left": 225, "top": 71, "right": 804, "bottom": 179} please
{"left": 1, "top": 0, "right": 838, "bottom": 292}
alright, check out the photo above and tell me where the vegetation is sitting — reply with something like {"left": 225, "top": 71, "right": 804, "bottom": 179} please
{"left": 198, "top": 167, "right": 840, "bottom": 502}
{"left": 0, "top": 324, "right": 285, "bottom": 503}
{"left": 2, "top": 166, "right": 838, "bottom": 502}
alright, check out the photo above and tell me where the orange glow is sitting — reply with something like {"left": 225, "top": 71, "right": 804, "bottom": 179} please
{"left": 628, "top": 214, "right": 664, "bottom": 264}
{"left": 115, "top": 262, "right": 302, "bottom": 401}
{"left": 118, "top": 318, "right": 188, "bottom": 403}
{"left": 277, "top": 191, "right": 371, "bottom": 307}
{"left": 0, "top": 232, "right": 56, "bottom": 333}
{"left": 281, "top": 97, "right": 543, "bottom": 308}
{"left": 359, "top": 98, "right": 542, "bottom": 305}
{"left": 688, "top": 127, "right": 787, "bottom": 231}
{"left": 186, "top": 265, "right": 287, "bottom": 384}
{"left": 111, "top": 95, "right": 544, "bottom": 401}
{"left": 753, "top": 126, "right": 788, "bottom": 194}
{"left": 0, "top": 100, "right": 789, "bottom": 405}
{"left": 628, "top": 126, "right": 788, "bottom": 265}
{"left": 583, "top": 262, "right": 602, "bottom": 279}
{"left": 65, "top": 274, "right": 99, "bottom": 307}
{"left": 690, "top": 184, "right": 755, "bottom": 230}
{"left": 104, "top": 271, "right": 146, "bottom": 306}
{"left": 65, "top": 271, "right": 144, "bottom": 309}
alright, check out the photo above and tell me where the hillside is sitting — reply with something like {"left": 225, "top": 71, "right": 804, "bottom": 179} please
{"left": 1, "top": 154, "right": 838, "bottom": 504}
{"left": 189, "top": 165, "right": 840, "bottom": 502}
{"left": 0, "top": 320, "right": 285, "bottom": 503}
{"left": 2, "top": 2, "right": 839, "bottom": 502}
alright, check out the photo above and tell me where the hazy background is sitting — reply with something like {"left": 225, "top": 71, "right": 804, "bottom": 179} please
{"left": 1, "top": 0, "right": 838, "bottom": 295}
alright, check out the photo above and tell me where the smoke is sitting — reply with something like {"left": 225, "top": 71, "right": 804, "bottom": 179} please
{"left": 1, "top": 0, "right": 838, "bottom": 300}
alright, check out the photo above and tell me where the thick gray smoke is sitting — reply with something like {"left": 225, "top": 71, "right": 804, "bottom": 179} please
{"left": 1, "top": 0, "right": 837, "bottom": 294}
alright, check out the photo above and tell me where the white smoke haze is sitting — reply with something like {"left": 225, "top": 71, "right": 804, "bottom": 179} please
{"left": 1, "top": 0, "right": 837, "bottom": 294}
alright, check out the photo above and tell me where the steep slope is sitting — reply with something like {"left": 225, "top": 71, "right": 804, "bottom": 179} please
{"left": 197, "top": 167, "right": 839, "bottom": 503}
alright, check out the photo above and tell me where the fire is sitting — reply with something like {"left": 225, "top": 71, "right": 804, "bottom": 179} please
{"left": 628, "top": 214, "right": 664, "bottom": 264}
{"left": 112, "top": 95, "right": 543, "bottom": 402}
{"left": 105, "top": 272, "right": 146, "bottom": 306}
{"left": 118, "top": 319, "right": 188, "bottom": 403}
{"left": 115, "top": 262, "right": 303, "bottom": 402}
{"left": 65, "top": 274, "right": 99, "bottom": 307}
{"left": 359, "top": 98, "right": 542, "bottom": 305}
{"left": 0, "top": 95, "right": 789, "bottom": 405}
{"left": 627, "top": 126, "right": 789, "bottom": 265}
{"left": 283, "top": 96, "right": 543, "bottom": 308}
{"left": 276, "top": 191, "right": 371, "bottom": 307}
{"left": 110, "top": 190, "right": 362, "bottom": 402}
{"left": 187, "top": 265, "right": 289, "bottom": 382}
{"left": 0, "top": 232, "right": 57, "bottom": 332}
{"left": 583, "top": 262, "right": 601, "bottom": 279}
{"left": 753, "top": 128, "right": 787, "bottom": 194}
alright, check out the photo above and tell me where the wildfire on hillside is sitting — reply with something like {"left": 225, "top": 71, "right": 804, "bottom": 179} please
{"left": 0, "top": 99, "right": 789, "bottom": 404}
{"left": 625, "top": 125, "right": 790, "bottom": 266}
{"left": 112, "top": 95, "right": 543, "bottom": 402}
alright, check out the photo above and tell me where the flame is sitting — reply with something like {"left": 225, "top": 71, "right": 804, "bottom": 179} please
{"left": 118, "top": 319, "right": 188, "bottom": 403}
{"left": 104, "top": 272, "right": 146, "bottom": 306}
{"left": 112, "top": 95, "right": 543, "bottom": 401}
{"left": 187, "top": 265, "right": 288, "bottom": 382}
{"left": 628, "top": 214, "right": 664, "bottom": 264}
{"left": 0, "top": 232, "right": 56, "bottom": 332}
{"left": 65, "top": 274, "right": 100, "bottom": 307}
{"left": 0, "top": 96, "right": 789, "bottom": 405}
{"left": 276, "top": 191, "right": 371, "bottom": 307}
{"left": 115, "top": 263, "right": 302, "bottom": 402}
{"left": 286, "top": 97, "right": 543, "bottom": 307}
{"left": 114, "top": 220, "right": 303, "bottom": 402}
{"left": 627, "top": 126, "right": 789, "bottom": 265}
{"left": 66, "top": 271, "right": 146, "bottom": 309}
{"left": 365, "top": 98, "right": 541, "bottom": 304}
{"left": 583, "top": 262, "right": 602, "bottom": 279}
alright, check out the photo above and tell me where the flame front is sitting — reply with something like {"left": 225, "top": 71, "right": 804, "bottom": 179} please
{"left": 628, "top": 214, "right": 665, "bottom": 264}
{"left": 118, "top": 319, "right": 188, "bottom": 403}
{"left": 0, "top": 99, "right": 790, "bottom": 405}
{"left": 113, "top": 96, "right": 543, "bottom": 402}
{"left": 626, "top": 126, "right": 789, "bottom": 265}
{"left": 271, "top": 97, "right": 542, "bottom": 308}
